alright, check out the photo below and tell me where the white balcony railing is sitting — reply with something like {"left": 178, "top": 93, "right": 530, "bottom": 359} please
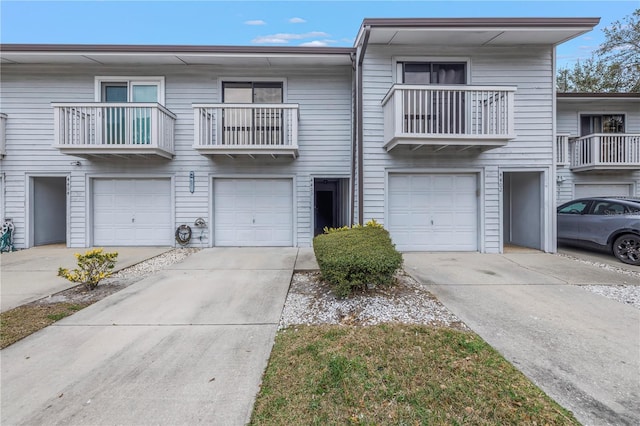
{"left": 193, "top": 104, "right": 299, "bottom": 158}
{"left": 52, "top": 103, "right": 176, "bottom": 159}
{"left": 381, "top": 84, "right": 517, "bottom": 151}
{"left": 556, "top": 133, "right": 570, "bottom": 166}
{"left": 0, "top": 113, "right": 6, "bottom": 158}
{"left": 569, "top": 133, "right": 640, "bottom": 171}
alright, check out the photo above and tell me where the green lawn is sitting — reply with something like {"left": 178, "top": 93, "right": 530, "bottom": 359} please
{"left": 251, "top": 324, "right": 578, "bottom": 425}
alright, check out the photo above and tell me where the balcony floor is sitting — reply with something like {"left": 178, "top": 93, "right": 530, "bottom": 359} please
{"left": 54, "top": 145, "right": 174, "bottom": 160}
{"left": 194, "top": 145, "right": 298, "bottom": 159}
{"left": 384, "top": 136, "right": 510, "bottom": 153}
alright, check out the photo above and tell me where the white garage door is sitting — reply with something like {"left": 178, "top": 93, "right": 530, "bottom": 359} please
{"left": 388, "top": 174, "right": 478, "bottom": 251}
{"left": 214, "top": 178, "right": 293, "bottom": 246}
{"left": 93, "top": 179, "right": 172, "bottom": 246}
{"left": 575, "top": 184, "right": 632, "bottom": 198}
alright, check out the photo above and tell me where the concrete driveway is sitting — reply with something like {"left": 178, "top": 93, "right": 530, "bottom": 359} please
{"left": 404, "top": 252, "right": 640, "bottom": 426}
{"left": 558, "top": 244, "right": 640, "bottom": 273}
{"left": 1, "top": 247, "right": 296, "bottom": 425}
{"left": 0, "top": 245, "right": 172, "bottom": 312}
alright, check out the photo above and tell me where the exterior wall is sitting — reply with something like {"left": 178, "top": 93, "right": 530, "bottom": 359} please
{"left": 556, "top": 100, "right": 640, "bottom": 203}
{"left": 0, "top": 64, "right": 352, "bottom": 248}
{"left": 361, "top": 45, "right": 556, "bottom": 253}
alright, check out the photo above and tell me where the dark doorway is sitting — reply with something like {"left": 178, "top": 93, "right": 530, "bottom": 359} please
{"left": 314, "top": 178, "right": 349, "bottom": 236}
{"left": 32, "top": 176, "right": 67, "bottom": 246}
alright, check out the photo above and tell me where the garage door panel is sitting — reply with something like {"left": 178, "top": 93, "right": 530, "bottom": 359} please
{"left": 575, "top": 184, "right": 632, "bottom": 198}
{"left": 214, "top": 178, "right": 293, "bottom": 247}
{"left": 93, "top": 179, "right": 172, "bottom": 246}
{"left": 389, "top": 174, "right": 478, "bottom": 251}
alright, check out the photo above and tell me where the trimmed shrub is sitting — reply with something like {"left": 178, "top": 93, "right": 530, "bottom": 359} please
{"left": 313, "top": 222, "right": 403, "bottom": 298}
{"left": 58, "top": 248, "right": 118, "bottom": 291}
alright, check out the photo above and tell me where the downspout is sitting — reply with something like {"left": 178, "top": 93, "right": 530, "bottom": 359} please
{"left": 350, "top": 52, "right": 357, "bottom": 225}
{"left": 356, "top": 26, "right": 370, "bottom": 225}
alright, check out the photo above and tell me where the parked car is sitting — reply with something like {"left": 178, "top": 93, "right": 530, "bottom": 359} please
{"left": 557, "top": 197, "right": 640, "bottom": 265}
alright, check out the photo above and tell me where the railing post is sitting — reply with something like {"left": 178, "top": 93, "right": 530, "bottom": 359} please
{"left": 53, "top": 106, "right": 61, "bottom": 146}
{"left": 507, "top": 91, "right": 515, "bottom": 137}
{"left": 593, "top": 135, "right": 601, "bottom": 166}
{"left": 291, "top": 107, "right": 298, "bottom": 147}
{"left": 394, "top": 89, "right": 402, "bottom": 137}
{"left": 151, "top": 106, "right": 159, "bottom": 148}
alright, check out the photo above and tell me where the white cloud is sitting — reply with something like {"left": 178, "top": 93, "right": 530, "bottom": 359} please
{"left": 252, "top": 31, "right": 329, "bottom": 44}
{"left": 289, "top": 17, "right": 306, "bottom": 24}
{"left": 299, "top": 40, "right": 329, "bottom": 47}
{"left": 245, "top": 20, "right": 266, "bottom": 26}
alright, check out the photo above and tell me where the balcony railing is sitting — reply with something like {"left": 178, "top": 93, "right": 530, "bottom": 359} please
{"left": 52, "top": 103, "right": 176, "bottom": 159}
{"left": 569, "top": 133, "right": 640, "bottom": 172}
{"left": 556, "top": 133, "right": 570, "bottom": 166}
{"left": 381, "top": 84, "right": 517, "bottom": 151}
{"left": 0, "top": 113, "right": 6, "bottom": 158}
{"left": 193, "top": 104, "right": 299, "bottom": 158}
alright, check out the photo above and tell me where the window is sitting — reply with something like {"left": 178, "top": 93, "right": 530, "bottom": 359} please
{"left": 400, "top": 62, "right": 466, "bottom": 85}
{"left": 221, "top": 81, "right": 284, "bottom": 145}
{"left": 580, "top": 114, "right": 625, "bottom": 136}
{"left": 96, "top": 77, "right": 164, "bottom": 145}
{"left": 592, "top": 201, "right": 629, "bottom": 216}
{"left": 558, "top": 201, "right": 590, "bottom": 215}
{"left": 397, "top": 62, "right": 467, "bottom": 134}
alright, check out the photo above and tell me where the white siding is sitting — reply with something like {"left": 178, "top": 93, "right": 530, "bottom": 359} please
{"left": 556, "top": 99, "right": 640, "bottom": 203}
{"left": 0, "top": 64, "right": 352, "bottom": 248}
{"left": 361, "top": 45, "right": 556, "bottom": 253}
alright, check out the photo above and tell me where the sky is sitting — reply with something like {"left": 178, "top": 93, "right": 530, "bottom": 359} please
{"left": 0, "top": 1, "right": 637, "bottom": 68}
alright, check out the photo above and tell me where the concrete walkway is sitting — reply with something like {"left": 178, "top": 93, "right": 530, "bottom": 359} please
{"left": 404, "top": 252, "right": 640, "bottom": 426}
{"left": 0, "top": 245, "right": 172, "bottom": 312}
{"left": 1, "top": 247, "right": 296, "bottom": 425}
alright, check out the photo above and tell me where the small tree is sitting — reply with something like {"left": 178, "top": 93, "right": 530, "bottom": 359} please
{"left": 557, "top": 9, "right": 640, "bottom": 93}
{"left": 58, "top": 248, "right": 118, "bottom": 291}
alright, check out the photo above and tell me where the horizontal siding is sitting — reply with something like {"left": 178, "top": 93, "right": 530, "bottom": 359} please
{"left": 361, "top": 44, "right": 556, "bottom": 253}
{"left": 0, "top": 64, "right": 352, "bottom": 248}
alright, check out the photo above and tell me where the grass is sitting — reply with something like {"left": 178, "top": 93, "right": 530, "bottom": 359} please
{"left": 251, "top": 324, "right": 579, "bottom": 425}
{"left": 0, "top": 302, "right": 90, "bottom": 349}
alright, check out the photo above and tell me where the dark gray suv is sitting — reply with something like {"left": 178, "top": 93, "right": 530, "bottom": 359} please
{"left": 557, "top": 197, "right": 640, "bottom": 265}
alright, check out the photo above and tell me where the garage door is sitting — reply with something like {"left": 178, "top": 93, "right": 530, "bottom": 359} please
{"left": 388, "top": 174, "right": 478, "bottom": 251}
{"left": 214, "top": 178, "right": 293, "bottom": 246}
{"left": 93, "top": 179, "right": 172, "bottom": 246}
{"left": 575, "top": 183, "right": 632, "bottom": 198}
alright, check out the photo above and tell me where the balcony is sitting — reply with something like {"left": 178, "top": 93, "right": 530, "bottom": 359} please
{"left": 381, "top": 85, "right": 517, "bottom": 152}
{"left": 0, "top": 113, "right": 6, "bottom": 158}
{"left": 193, "top": 104, "right": 299, "bottom": 159}
{"left": 569, "top": 134, "right": 640, "bottom": 172}
{"left": 52, "top": 103, "right": 176, "bottom": 159}
{"left": 556, "top": 133, "right": 570, "bottom": 166}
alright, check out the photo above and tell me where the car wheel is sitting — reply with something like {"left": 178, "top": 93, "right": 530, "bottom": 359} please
{"left": 612, "top": 234, "right": 640, "bottom": 266}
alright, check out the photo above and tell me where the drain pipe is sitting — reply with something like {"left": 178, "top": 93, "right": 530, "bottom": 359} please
{"left": 350, "top": 52, "right": 357, "bottom": 225}
{"left": 356, "top": 26, "right": 370, "bottom": 225}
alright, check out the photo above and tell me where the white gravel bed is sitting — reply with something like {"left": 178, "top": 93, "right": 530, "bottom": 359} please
{"left": 556, "top": 253, "right": 640, "bottom": 309}
{"left": 279, "top": 271, "right": 468, "bottom": 330}
{"left": 110, "top": 247, "right": 199, "bottom": 280}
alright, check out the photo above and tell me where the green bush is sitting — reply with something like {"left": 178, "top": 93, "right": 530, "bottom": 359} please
{"left": 313, "top": 222, "right": 403, "bottom": 298}
{"left": 58, "top": 248, "right": 118, "bottom": 291}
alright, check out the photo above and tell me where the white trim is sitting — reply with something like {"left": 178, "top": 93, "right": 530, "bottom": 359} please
{"left": 384, "top": 168, "right": 484, "bottom": 252}
{"left": 391, "top": 56, "right": 471, "bottom": 84}
{"left": 94, "top": 76, "right": 166, "bottom": 104}
{"left": 87, "top": 174, "right": 175, "bottom": 247}
{"left": 216, "top": 77, "right": 288, "bottom": 103}
{"left": 210, "top": 174, "right": 297, "bottom": 247}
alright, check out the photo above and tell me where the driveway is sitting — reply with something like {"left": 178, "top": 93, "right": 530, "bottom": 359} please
{"left": 404, "top": 252, "right": 640, "bottom": 426}
{"left": 0, "top": 245, "right": 172, "bottom": 312}
{"left": 1, "top": 247, "right": 296, "bottom": 425}
{"left": 558, "top": 244, "right": 640, "bottom": 273}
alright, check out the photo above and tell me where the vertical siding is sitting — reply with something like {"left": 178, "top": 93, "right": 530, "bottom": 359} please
{"left": 556, "top": 99, "right": 640, "bottom": 203}
{"left": 0, "top": 64, "right": 352, "bottom": 248}
{"left": 361, "top": 45, "right": 556, "bottom": 253}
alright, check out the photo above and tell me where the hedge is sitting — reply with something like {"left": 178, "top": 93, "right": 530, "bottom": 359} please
{"left": 313, "top": 224, "right": 403, "bottom": 298}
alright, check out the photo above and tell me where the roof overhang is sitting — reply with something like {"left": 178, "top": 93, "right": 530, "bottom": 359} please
{"left": 557, "top": 92, "right": 640, "bottom": 104}
{"left": 355, "top": 17, "right": 600, "bottom": 48}
{"left": 0, "top": 44, "right": 355, "bottom": 66}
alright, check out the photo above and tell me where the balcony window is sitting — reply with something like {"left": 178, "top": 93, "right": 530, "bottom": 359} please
{"left": 580, "top": 114, "right": 625, "bottom": 135}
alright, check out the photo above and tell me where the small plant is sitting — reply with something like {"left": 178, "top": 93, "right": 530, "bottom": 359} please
{"left": 58, "top": 248, "right": 118, "bottom": 291}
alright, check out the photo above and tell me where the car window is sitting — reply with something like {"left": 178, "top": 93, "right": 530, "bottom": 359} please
{"left": 592, "top": 202, "right": 626, "bottom": 215}
{"left": 558, "top": 201, "right": 589, "bottom": 214}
